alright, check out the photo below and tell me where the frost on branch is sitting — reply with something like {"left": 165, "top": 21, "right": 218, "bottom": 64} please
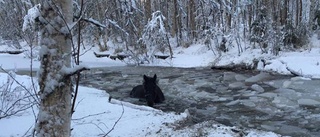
{"left": 22, "top": 4, "right": 41, "bottom": 31}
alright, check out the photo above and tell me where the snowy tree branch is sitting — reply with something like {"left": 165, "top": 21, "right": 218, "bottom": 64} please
{"left": 62, "top": 65, "right": 90, "bottom": 78}
{"left": 74, "top": 16, "right": 106, "bottom": 28}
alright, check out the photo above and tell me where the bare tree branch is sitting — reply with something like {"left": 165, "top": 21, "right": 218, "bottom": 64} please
{"left": 0, "top": 67, "right": 39, "bottom": 105}
{"left": 72, "top": 111, "right": 107, "bottom": 121}
{"left": 104, "top": 103, "right": 125, "bottom": 136}
{"left": 71, "top": 0, "right": 85, "bottom": 115}
{"left": 64, "top": 66, "right": 90, "bottom": 78}
{"left": 73, "top": 15, "right": 106, "bottom": 28}
{"left": 0, "top": 50, "right": 24, "bottom": 54}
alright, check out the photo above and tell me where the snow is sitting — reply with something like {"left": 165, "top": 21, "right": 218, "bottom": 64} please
{"left": 88, "top": 17, "right": 106, "bottom": 28}
{"left": 0, "top": 35, "right": 320, "bottom": 136}
{"left": 61, "top": 64, "right": 89, "bottom": 75}
{"left": 150, "top": 45, "right": 216, "bottom": 67}
{"left": 71, "top": 86, "right": 186, "bottom": 137}
{"left": 0, "top": 54, "right": 40, "bottom": 70}
{"left": 22, "top": 4, "right": 41, "bottom": 31}
{"left": 278, "top": 53, "right": 320, "bottom": 78}
{"left": 0, "top": 72, "right": 279, "bottom": 137}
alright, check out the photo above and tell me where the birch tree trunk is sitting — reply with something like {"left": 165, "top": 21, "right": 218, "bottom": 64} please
{"left": 36, "top": 0, "right": 73, "bottom": 136}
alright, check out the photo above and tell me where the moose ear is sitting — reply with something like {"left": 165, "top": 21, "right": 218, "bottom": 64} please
{"left": 143, "top": 75, "right": 147, "bottom": 80}
{"left": 153, "top": 74, "right": 157, "bottom": 80}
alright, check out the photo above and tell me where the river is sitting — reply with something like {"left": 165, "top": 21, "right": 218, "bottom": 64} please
{"left": 79, "top": 66, "right": 320, "bottom": 137}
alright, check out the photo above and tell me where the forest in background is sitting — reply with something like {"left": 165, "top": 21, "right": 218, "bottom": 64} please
{"left": 1, "top": 0, "right": 320, "bottom": 61}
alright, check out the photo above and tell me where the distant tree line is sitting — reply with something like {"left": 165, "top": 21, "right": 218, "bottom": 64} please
{"left": 0, "top": 0, "right": 320, "bottom": 56}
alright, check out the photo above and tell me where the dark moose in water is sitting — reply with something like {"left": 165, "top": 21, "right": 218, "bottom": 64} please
{"left": 130, "top": 74, "right": 165, "bottom": 107}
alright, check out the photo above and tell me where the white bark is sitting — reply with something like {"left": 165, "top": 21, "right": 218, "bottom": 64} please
{"left": 36, "top": 0, "right": 73, "bottom": 136}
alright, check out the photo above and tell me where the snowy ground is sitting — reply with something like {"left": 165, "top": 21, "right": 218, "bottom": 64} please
{"left": 0, "top": 37, "right": 319, "bottom": 136}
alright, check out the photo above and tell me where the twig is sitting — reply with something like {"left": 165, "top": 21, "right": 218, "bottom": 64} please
{"left": 65, "top": 67, "right": 90, "bottom": 78}
{"left": 92, "top": 122, "right": 107, "bottom": 134}
{"left": 29, "top": 104, "right": 38, "bottom": 137}
{"left": 73, "top": 16, "right": 106, "bottom": 28}
{"left": 0, "top": 95, "right": 37, "bottom": 119}
{"left": 21, "top": 123, "right": 35, "bottom": 137}
{"left": 74, "top": 121, "right": 106, "bottom": 134}
{"left": 28, "top": 39, "right": 40, "bottom": 106}
{"left": 0, "top": 67, "right": 40, "bottom": 105}
{"left": 19, "top": 8, "right": 40, "bottom": 137}
{"left": 71, "top": 0, "right": 84, "bottom": 115}
{"left": 72, "top": 111, "right": 107, "bottom": 121}
{"left": 104, "top": 103, "right": 125, "bottom": 136}
{"left": 74, "top": 98, "right": 84, "bottom": 111}
{"left": 79, "top": 45, "right": 93, "bottom": 57}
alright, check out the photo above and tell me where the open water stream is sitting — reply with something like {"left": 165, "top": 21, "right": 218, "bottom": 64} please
{"left": 79, "top": 66, "right": 320, "bottom": 137}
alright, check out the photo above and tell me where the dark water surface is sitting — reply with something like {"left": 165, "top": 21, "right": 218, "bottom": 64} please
{"left": 79, "top": 66, "right": 320, "bottom": 137}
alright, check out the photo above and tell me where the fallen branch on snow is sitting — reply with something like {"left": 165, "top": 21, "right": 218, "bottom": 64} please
{"left": 211, "top": 63, "right": 255, "bottom": 71}
{"left": 0, "top": 50, "right": 24, "bottom": 54}
{"left": 104, "top": 103, "right": 124, "bottom": 136}
{"left": 154, "top": 54, "right": 170, "bottom": 60}
{"left": 109, "top": 54, "right": 129, "bottom": 60}
{"left": 286, "top": 67, "right": 300, "bottom": 76}
{"left": 93, "top": 52, "right": 110, "bottom": 58}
